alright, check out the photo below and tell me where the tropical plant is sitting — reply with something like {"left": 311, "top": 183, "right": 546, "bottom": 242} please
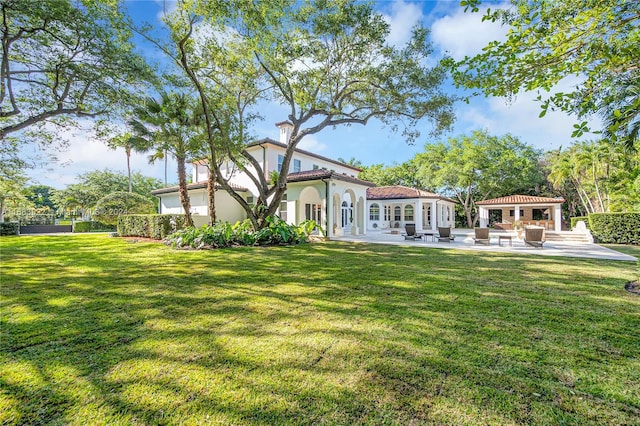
{"left": 129, "top": 92, "right": 204, "bottom": 227}
{"left": 107, "top": 133, "right": 153, "bottom": 193}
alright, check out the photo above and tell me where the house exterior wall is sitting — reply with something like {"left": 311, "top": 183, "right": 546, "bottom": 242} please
{"left": 158, "top": 189, "right": 248, "bottom": 224}
{"left": 366, "top": 199, "right": 456, "bottom": 231}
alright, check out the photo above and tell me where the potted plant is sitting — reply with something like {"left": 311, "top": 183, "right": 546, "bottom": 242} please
{"left": 513, "top": 219, "right": 524, "bottom": 238}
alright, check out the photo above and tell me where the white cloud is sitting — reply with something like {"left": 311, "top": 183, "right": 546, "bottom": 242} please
{"left": 457, "top": 76, "right": 601, "bottom": 150}
{"left": 431, "top": 3, "right": 509, "bottom": 60}
{"left": 383, "top": 1, "right": 424, "bottom": 46}
{"left": 297, "top": 135, "right": 327, "bottom": 153}
{"left": 25, "top": 121, "right": 176, "bottom": 189}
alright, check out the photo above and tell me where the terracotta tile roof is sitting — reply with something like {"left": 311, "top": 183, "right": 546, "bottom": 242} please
{"left": 287, "top": 170, "right": 376, "bottom": 187}
{"left": 151, "top": 181, "right": 248, "bottom": 195}
{"left": 476, "top": 194, "right": 565, "bottom": 205}
{"left": 367, "top": 185, "right": 455, "bottom": 202}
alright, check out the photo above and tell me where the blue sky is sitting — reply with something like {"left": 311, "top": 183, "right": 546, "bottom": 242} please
{"left": 27, "top": 0, "right": 598, "bottom": 188}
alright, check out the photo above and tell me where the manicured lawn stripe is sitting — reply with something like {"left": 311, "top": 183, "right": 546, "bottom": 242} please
{"left": 1, "top": 234, "right": 639, "bottom": 425}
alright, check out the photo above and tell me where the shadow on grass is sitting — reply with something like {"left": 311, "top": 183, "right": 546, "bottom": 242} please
{"left": 1, "top": 235, "right": 639, "bottom": 424}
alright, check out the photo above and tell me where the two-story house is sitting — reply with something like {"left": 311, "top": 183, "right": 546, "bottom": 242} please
{"left": 151, "top": 122, "right": 456, "bottom": 238}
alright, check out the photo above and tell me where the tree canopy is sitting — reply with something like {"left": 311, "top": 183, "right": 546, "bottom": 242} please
{"left": 51, "top": 169, "right": 162, "bottom": 217}
{"left": 449, "top": 0, "right": 640, "bottom": 148}
{"left": 0, "top": 0, "right": 153, "bottom": 138}
{"left": 415, "top": 130, "right": 544, "bottom": 227}
{"left": 160, "top": 0, "right": 455, "bottom": 229}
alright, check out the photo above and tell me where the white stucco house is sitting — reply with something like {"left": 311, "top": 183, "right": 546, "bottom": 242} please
{"left": 151, "top": 122, "right": 456, "bottom": 238}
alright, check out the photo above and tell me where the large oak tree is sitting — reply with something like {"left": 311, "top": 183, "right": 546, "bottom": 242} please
{"left": 161, "top": 0, "right": 455, "bottom": 229}
{"left": 0, "top": 0, "right": 153, "bottom": 143}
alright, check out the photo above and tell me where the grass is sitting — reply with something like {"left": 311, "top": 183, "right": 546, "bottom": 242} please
{"left": 1, "top": 234, "right": 639, "bottom": 425}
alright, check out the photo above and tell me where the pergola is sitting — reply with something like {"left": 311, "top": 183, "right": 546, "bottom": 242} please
{"left": 477, "top": 195, "right": 565, "bottom": 232}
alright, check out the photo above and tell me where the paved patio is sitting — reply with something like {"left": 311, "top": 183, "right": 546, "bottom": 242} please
{"left": 335, "top": 230, "right": 637, "bottom": 262}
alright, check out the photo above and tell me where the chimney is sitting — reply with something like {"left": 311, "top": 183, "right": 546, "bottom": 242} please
{"left": 276, "top": 121, "right": 294, "bottom": 144}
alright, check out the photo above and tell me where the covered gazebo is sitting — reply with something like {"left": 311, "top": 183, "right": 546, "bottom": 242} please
{"left": 477, "top": 195, "right": 565, "bottom": 232}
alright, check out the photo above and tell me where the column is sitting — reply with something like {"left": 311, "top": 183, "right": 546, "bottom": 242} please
{"left": 479, "top": 206, "right": 489, "bottom": 228}
{"left": 415, "top": 200, "right": 422, "bottom": 230}
{"left": 514, "top": 205, "right": 521, "bottom": 221}
{"left": 431, "top": 201, "right": 437, "bottom": 231}
{"left": 554, "top": 204, "right": 562, "bottom": 232}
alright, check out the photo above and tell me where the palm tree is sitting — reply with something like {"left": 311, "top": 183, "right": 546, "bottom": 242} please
{"left": 107, "top": 132, "right": 152, "bottom": 193}
{"left": 129, "top": 92, "right": 204, "bottom": 227}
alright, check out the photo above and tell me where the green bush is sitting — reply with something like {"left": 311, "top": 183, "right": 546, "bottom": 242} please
{"left": 118, "top": 214, "right": 186, "bottom": 239}
{"left": 73, "top": 221, "right": 116, "bottom": 233}
{"left": 149, "top": 215, "right": 187, "bottom": 240}
{"left": 117, "top": 215, "right": 151, "bottom": 237}
{"left": 570, "top": 216, "right": 590, "bottom": 230}
{"left": 0, "top": 222, "right": 19, "bottom": 236}
{"left": 588, "top": 213, "right": 640, "bottom": 244}
{"left": 165, "top": 217, "right": 323, "bottom": 249}
{"left": 93, "top": 192, "right": 156, "bottom": 226}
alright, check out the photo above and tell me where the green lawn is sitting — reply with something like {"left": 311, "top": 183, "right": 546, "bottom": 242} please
{"left": 1, "top": 234, "right": 639, "bottom": 425}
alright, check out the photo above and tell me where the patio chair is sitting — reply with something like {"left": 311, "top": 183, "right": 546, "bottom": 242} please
{"left": 403, "top": 223, "right": 418, "bottom": 240}
{"left": 473, "top": 227, "right": 490, "bottom": 245}
{"left": 436, "top": 227, "right": 455, "bottom": 243}
{"left": 524, "top": 227, "right": 545, "bottom": 248}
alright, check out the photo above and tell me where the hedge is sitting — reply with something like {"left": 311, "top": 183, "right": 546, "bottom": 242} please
{"left": 73, "top": 221, "right": 116, "bottom": 233}
{"left": 0, "top": 222, "right": 20, "bottom": 236}
{"left": 588, "top": 213, "right": 640, "bottom": 245}
{"left": 117, "top": 214, "right": 186, "bottom": 239}
{"left": 570, "top": 216, "right": 590, "bottom": 230}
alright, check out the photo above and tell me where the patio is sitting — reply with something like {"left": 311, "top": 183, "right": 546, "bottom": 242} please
{"left": 335, "top": 229, "right": 637, "bottom": 262}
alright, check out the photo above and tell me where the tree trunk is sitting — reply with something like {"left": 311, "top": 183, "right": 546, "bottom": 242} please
{"left": 176, "top": 155, "right": 193, "bottom": 227}
{"left": 126, "top": 148, "right": 132, "bottom": 193}
{"left": 0, "top": 197, "right": 5, "bottom": 222}
{"left": 207, "top": 164, "right": 217, "bottom": 225}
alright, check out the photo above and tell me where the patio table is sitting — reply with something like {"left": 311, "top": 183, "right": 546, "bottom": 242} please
{"left": 498, "top": 235, "right": 513, "bottom": 247}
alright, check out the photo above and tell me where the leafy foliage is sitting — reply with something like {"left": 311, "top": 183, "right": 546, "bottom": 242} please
{"left": 165, "top": 216, "right": 321, "bottom": 249}
{"left": 0, "top": 221, "right": 19, "bottom": 235}
{"left": 546, "top": 139, "right": 640, "bottom": 214}
{"left": 0, "top": 0, "right": 153, "bottom": 141}
{"left": 588, "top": 213, "right": 640, "bottom": 245}
{"left": 51, "top": 169, "right": 162, "bottom": 218}
{"left": 129, "top": 91, "right": 205, "bottom": 226}
{"left": 117, "top": 214, "right": 187, "bottom": 240}
{"left": 72, "top": 221, "right": 115, "bottom": 233}
{"left": 92, "top": 192, "right": 156, "bottom": 226}
{"left": 448, "top": 0, "right": 640, "bottom": 149}
{"left": 415, "top": 130, "right": 544, "bottom": 227}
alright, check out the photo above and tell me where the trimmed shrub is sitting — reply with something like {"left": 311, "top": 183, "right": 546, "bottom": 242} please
{"left": 117, "top": 215, "right": 151, "bottom": 237}
{"left": 93, "top": 192, "right": 156, "bottom": 226}
{"left": 73, "top": 221, "right": 116, "bottom": 233}
{"left": 588, "top": 213, "right": 640, "bottom": 244}
{"left": 149, "top": 214, "right": 187, "bottom": 240}
{"left": 0, "top": 222, "right": 20, "bottom": 236}
{"left": 118, "top": 214, "right": 186, "bottom": 239}
{"left": 570, "top": 216, "right": 590, "bottom": 230}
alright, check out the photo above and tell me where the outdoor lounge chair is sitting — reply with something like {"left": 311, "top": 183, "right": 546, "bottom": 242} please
{"left": 436, "top": 227, "right": 455, "bottom": 243}
{"left": 524, "top": 227, "right": 545, "bottom": 248}
{"left": 473, "top": 227, "right": 490, "bottom": 245}
{"left": 404, "top": 223, "right": 418, "bottom": 240}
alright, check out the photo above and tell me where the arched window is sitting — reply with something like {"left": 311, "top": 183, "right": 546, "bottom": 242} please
{"left": 369, "top": 203, "right": 380, "bottom": 221}
{"left": 404, "top": 205, "right": 414, "bottom": 221}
